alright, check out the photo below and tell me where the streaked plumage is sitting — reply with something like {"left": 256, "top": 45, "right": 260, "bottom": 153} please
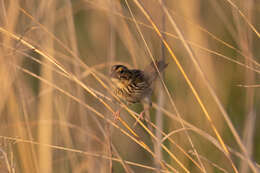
{"left": 110, "top": 60, "right": 167, "bottom": 105}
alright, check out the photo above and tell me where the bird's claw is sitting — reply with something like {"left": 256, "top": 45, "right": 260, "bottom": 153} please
{"left": 133, "top": 111, "right": 145, "bottom": 127}
{"left": 113, "top": 110, "right": 120, "bottom": 121}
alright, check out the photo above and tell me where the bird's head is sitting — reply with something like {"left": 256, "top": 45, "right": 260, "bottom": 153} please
{"left": 110, "top": 65, "right": 132, "bottom": 88}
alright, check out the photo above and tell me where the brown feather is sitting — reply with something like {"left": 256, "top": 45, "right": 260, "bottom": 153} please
{"left": 111, "top": 60, "right": 167, "bottom": 104}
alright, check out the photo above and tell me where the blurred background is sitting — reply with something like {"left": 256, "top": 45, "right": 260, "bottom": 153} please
{"left": 0, "top": 0, "right": 259, "bottom": 172}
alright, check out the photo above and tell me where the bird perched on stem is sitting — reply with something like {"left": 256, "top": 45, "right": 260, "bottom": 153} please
{"left": 110, "top": 60, "right": 167, "bottom": 124}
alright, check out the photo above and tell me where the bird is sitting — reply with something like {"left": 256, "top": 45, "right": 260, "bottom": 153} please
{"left": 110, "top": 60, "right": 168, "bottom": 124}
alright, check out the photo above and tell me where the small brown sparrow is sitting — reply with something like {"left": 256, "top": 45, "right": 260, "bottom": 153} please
{"left": 110, "top": 60, "right": 167, "bottom": 123}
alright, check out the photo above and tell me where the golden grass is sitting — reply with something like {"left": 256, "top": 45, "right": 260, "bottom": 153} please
{"left": 0, "top": 0, "right": 259, "bottom": 172}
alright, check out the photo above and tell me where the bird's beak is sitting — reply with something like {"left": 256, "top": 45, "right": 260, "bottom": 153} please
{"left": 110, "top": 70, "right": 116, "bottom": 78}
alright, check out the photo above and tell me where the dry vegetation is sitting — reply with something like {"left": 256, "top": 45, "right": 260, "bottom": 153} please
{"left": 0, "top": 0, "right": 259, "bottom": 172}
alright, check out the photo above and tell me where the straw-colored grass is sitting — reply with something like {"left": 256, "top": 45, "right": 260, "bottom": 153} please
{"left": 0, "top": 0, "right": 259, "bottom": 172}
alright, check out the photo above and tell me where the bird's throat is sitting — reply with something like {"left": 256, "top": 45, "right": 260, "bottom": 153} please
{"left": 112, "top": 78, "right": 126, "bottom": 89}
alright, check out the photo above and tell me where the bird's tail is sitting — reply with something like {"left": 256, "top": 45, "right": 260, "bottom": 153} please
{"left": 144, "top": 60, "right": 168, "bottom": 84}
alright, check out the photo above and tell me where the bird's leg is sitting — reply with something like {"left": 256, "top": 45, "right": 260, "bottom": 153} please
{"left": 133, "top": 96, "right": 152, "bottom": 127}
{"left": 138, "top": 111, "right": 145, "bottom": 120}
{"left": 111, "top": 94, "right": 125, "bottom": 121}
{"left": 113, "top": 106, "right": 123, "bottom": 121}
{"left": 113, "top": 110, "right": 120, "bottom": 121}
{"left": 113, "top": 101, "right": 130, "bottom": 121}
{"left": 133, "top": 110, "right": 145, "bottom": 127}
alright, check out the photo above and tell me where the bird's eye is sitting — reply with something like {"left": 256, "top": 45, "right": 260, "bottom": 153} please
{"left": 117, "top": 67, "right": 124, "bottom": 74}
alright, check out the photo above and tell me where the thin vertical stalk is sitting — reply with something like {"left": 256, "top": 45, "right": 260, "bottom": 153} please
{"left": 106, "top": 0, "right": 115, "bottom": 172}
{"left": 37, "top": 1, "right": 55, "bottom": 173}
{"left": 232, "top": 1, "right": 256, "bottom": 172}
{"left": 154, "top": 0, "right": 165, "bottom": 172}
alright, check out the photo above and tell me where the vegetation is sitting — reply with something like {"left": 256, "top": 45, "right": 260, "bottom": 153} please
{"left": 0, "top": 0, "right": 259, "bottom": 172}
